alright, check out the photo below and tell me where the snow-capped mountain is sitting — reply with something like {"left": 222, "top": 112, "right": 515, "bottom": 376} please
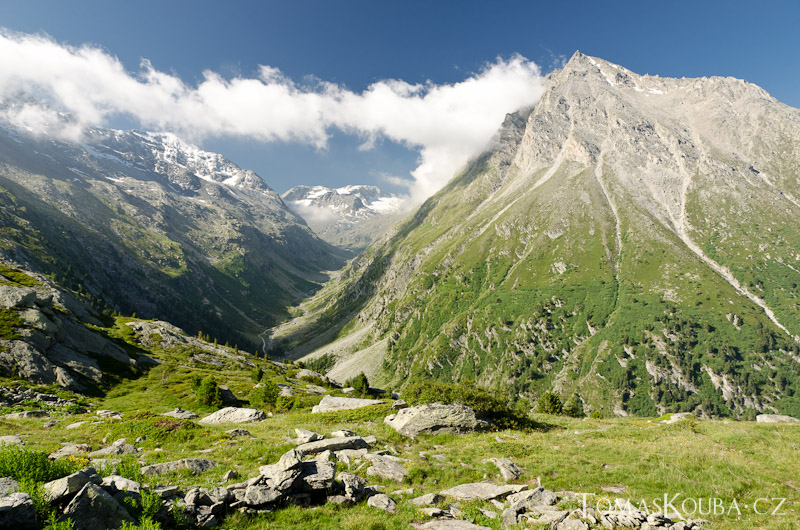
{"left": 282, "top": 185, "right": 404, "bottom": 252}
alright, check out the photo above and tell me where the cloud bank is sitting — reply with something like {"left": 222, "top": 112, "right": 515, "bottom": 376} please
{"left": 0, "top": 30, "right": 546, "bottom": 202}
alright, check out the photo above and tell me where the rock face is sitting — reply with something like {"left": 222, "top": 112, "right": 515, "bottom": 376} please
{"left": 756, "top": 414, "right": 800, "bottom": 424}
{"left": 60, "top": 483, "right": 135, "bottom": 530}
{"left": 0, "top": 492, "right": 37, "bottom": 530}
{"left": 311, "top": 395, "right": 385, "bottom": 413}
{"left": 384, "top": 404, "right": 490, "bottom": 438}
{"left": 198, "top": 407, "right": 267, "bottom": 424}
{"left": 274, "top": 51, "right": 800, "bottom": 418}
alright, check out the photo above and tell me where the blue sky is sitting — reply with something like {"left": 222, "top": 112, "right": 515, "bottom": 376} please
{"left": 1, "top": 0, "right": 798, "bottom": 196}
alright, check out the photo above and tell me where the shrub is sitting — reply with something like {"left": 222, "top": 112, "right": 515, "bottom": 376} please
{"left": 590, "top": 410, "right": 605, "bottom": 419}
{"left": 305, "top": 353, "right": 337, "bottom": 374}
{"left": 536, "top": 392, "right": 563, "bottom": 415}
{"left": 0, "top": 445, "right": 81, "bottom": 483}
{"left": 346, "top": 372, "right": 370, "bottom": 395}
{"left": 276, "top": 395, "right": 296, "bottom": 411}
{"left": 196, "top": 376, "right": 222, "bottom": 407}
{"left": 404, "top": 381, "right": 534, "bottom": 429}
{"left": 563, "top": 394, "right": 585, "bottom": 418}
{"left": 250, "top": 381, "right": 279, "bottom": 409}
{"left": 251, "top": 366, "right": 264, "bottom": 383}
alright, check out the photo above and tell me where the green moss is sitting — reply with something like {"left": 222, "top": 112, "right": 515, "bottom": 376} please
{"left": 0, "top": 308, "right": 24, "bottom": 340}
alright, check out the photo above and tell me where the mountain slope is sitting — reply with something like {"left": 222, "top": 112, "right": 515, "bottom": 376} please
{"left": 282, "top": 185, "right": 403, "bottom": 252}
{"left": 273, "top": 52, "right": 800, "bottom": 418}
{"left": 0, "top": 125, "right": 346, "bottom": 351}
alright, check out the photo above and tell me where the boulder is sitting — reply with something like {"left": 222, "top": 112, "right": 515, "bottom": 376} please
{"left": 384, "top": 404, "right": 490, "bottom": 438}
{"left": 311, "top": 395, "right": 385, "bottom": 413}
{"left": 756, "top": 414, "right": 800, "bottom": 424}
{"left": 258, "top": 449, "right": 303, "bottom": 491}
{"left": 225, "top": 429, "right": 251, "bottom": 437}
{"left": 198, "top": 407, "right": 266, "bottom": 424}
{"left": 96, "top": 410, "right": 123, "bottom": 419}
{"left": 43, "top": 467, "right": 101, "bottom": 503}
{"left": 295, "top": 428, "right": 323, "bottom": 443}
{"left": 161, "top": 407, "right": 199, "bottom": 420}
{"left": 506, "top": 487, "right": 558, "bottom": 510}
{"left": 49, "top": 443, "right": 90, "bottom": 459}
{"left": 60, "top": 483, "right": 135, "bottom": 530}
{"left": 299, "top": 460, "right": 336, "bottom": 490}
{"left": 365, "top": 454, "right": 408, "bottom": 482}
{"left": 484, "top": 457, "right": 523, "bottom": 481}
{"left": 412, "top": 520, "right": 493, "bottom": 529}
{"left": 3, "top": 410, "right": 49, "bottom": 419}
{"left": 367, "top": 493, "right": 396, "bottom": 514}
{"left": 242, "top": 485, "right": 281, "bottom": 507}
{"left": 330, "top": 429, "right": 356, "bottom": 438}
{"left": 141, "top": 458, "right": 216, "bottom": 476}
{"left": 661, "top": 412, "right": 695, "bottom": 424}
{"left": 440, "top": 482, "right": 527, "bottom": 501}
{"left": 296, "top": 436, "right": 373, "bottom": 454}
{"left": 295, "top": 369, "right": 326, "bottom": 381}
{"left": 89, "top": 438, "right": 137, "bottom": 456}
{"left": 0, "top": 492, "right": 37, "bottom": 530}
{"left": 392, "top": 400, "right": 409, "bottom": 410}
{"left": 339, "top": 473, "right": 366, "bottom": 501}
{"left": 0, "top": 435, "right": 24, "bottom": 447}
{"left": 100, "top": 475, "right": 141, "bottom": 494}
{"left": 0, "top": 478, "right": 19, "bottom": 497}
{"left": 410, "top": 492, "right": 444, "bottom": 506}
{"left": 217, "top": 386, "right": 239, "bottom": 405}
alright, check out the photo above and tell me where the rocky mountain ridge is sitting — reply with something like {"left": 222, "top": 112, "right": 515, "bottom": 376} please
{"left": 273, "top": 51, "right": 800, "bottom": 418}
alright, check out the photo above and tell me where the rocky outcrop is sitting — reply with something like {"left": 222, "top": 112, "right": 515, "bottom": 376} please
{"left": 198, "top": 407, "right": 267, "bottom": 425}
{"left": 141, "top": 458, "right": 216, "bottom": 476}
{"left": 296, "top": 436, "right": 375, "bottom": 454}
{"left": 311, "top": 395, "right": 385, "bottom": 413}
{"left": 59, "top": 483, "right": 135, "bottom": 530}
{"left": 0, "top": 492, "right": 37, "bottom": 530}
{"left": 756, "top": 414, "right": 800, "bottom": 424}
{"left": 384, "top": 404, "right": 490, "bottom": 438}
{"left": 43, "top": 467, "right": 101, "bottom": 503}
{"left": 439, "top": 482, "right": 527, "bottom": 501}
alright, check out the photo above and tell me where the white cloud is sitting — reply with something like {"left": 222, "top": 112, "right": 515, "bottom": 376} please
{"left": 0, "top": 30, "right": 545, "bottom": 202}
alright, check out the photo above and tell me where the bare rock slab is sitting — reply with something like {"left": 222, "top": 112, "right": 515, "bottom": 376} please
{"left": 384, "top": 404, "right": 489, "bottom": 438}
{"left": 141, "top": 458, "right": 216, "bottom": 476}
{"left": 367, "top": 493, "right": 396, "bottom": 513}
{"left": 198, "top": 407, "right": 266, "bottom": 424}
{"left": 756, "top": 414, "right": 800, "bottom": 424}
{"left": 161, "top": 407, "right": 199, "bottom": 420}
{"left": 60, "top": 483, "right": 135, "bottom": 530}
{"left": 440, "top": 482, "right": 527, "bottom": 501}
{"left": 311, "top": 395, "right": 384, "bottom": 413}
{"left": 365, "top": 454, "right": 408, "bottom": 482}
{"left": 43, "top": 467, "right": 101, "bottom": 503}
{"left": 296, "top": 436, "right": 374, "bottom": 454}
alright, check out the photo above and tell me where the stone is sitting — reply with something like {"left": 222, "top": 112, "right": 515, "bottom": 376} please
{"left": 299, "top": 460, "right": 336, "bottom": 490}
{"left": 384, "top": 404, "right": 490, "bottom": 438}
{"left": 65, "top": 421, "right": 88, "bottom": 430}
{"left": 339, "top": 472, "right": 366, "bottom": 500}
{"left": 756, "top": 414, "right": 800, "bottom": 424}
{"left": 412, "top": 521, "right": 492, "bottom": 529}
{"left": 60, "top": 483, "right": 135, "bottom": 530}
{"left": 3, "top": 410, "right": 49, "bottom": 419}
{"left": 531, "top": 511, "right": 569, "bottom": 526}
{"left": 49, "top": 443, "right": 90, "bottom": 459}
{"left": 420, "top": 507, "right": 446, "bottom": 517}
{"left": 557, "top": 517, "right": 589, "bottom": 530}
{"left": 440, "top": 482, "right": 527, "bottom": 501}
{"left": 295, "top": 428, "right": 323, "bottom": 443}
{"left": 367, "top": 493, "right": 396, "bottom": 513}
{"left": 311, "top": 395, "right": 385, "bottom": 413}
{"left": 330, "top": 429, "right": 356, "bottom": 438}
{"left": 218, "top": 385, "right": 238, "bottom": 405}
{"left": 484, "top": 457, "right": 523, "bottom": 481}
{"left": 661, "top": 412, "right": 694, "bottom": 424}
{"left": 0, "top": 492, "right": 37, "bottom": 530}
{"left": 141, "top": 458, "right": 216, "bottom": 476}
{"left": 259, "top": 449, "right": 303, "bottom": 491}
{"left": 0, "top": 435, "right": 24, "bottom": 447}
{"left": 411, "top": 492, "right": 444, "bottom": 506}
{"left": 154, "top": 485, "right": 181, "bottom": 499}
{"left": 392, "top": 399, "right": 409, "bottom": 410}
{"left": 365, "top": 454, "right": 408, "bottom": 482}
{"left": 296, "top": 436, "right": 373, "bottom": 454}
{"left": 43, "top": 467, "right": 101, "bottom": 503}
{"left": 0, "top": 478, "right": 19, "bottom": 497}
{"left": 342, "top": 387, "right": 356, "bottom": 394}
{"left": 225, "top": 429, "right": 251, "bottom": 437}
{"left": 96, "top": 410, "right": 123, "bottom": 419}
{"left": 100, "top": 475, "right": 141, "bottom": 494}
{"left": 198, "top": 407, "right": 267, "bottom": 424}
{"left": 295, "top": 369, "right": 326, "bottom": 381}
{"left": 89, "top": 438, "right": 137, "bottom": 456}
{"left": 222, "top": 470, "right": 239, "bottom": 482}
{"left": 394, "top": 487, "right": 414, "bottom": 496}
{"left": 161, "top": 407, "right": 199, "bottom": 419}
{"left": 242, "top": 485, "right": 281, "bottom": 507}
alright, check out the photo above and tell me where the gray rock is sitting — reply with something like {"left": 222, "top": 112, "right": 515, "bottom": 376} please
{"left": 412, "top": 521, "right": 492, "bottom": 529}
{"left": 299, "top": 460, "right": 336, "bottom": 490}
{"left": 242, "top": 485, "right": 281, "bottom": 507}
{"left": 49, "top": 443, "right": 90, "bottom": 459}
{"left": 100, "top": 475, "right": 141, "bottom": 494}
{"left": 392, "top": 399, "right": 409, "bottom": 410}
{"left": 295, "top": 369, "right": 326, "bottom": 381}
{"left": 141, "top": 458, "right": 216, "bottom": 476}
{"left": 367, "top": 493, "right": 396, "bottom": 513}
{"left": 440, "top": 482, "right": 527, "bottom": 501}
{"left": 0, "top": 492, "right": 37, "bottom": 530}
{"left": 365, "top": 454, "right": 408, "bottom": 482}
{"left": 296, "top": 436, "right": 373, "bottom": 454}
{"left": 0, "top": 478, "right": 19, "bottom": 497}
{"left": 485, "top": 457, "right": 523, "bottom": 481}
{"left": 411, "top": 492, "right": 444, "bottom": 506}
{"left": 330, "top": 429, "right": 356, "bottom": 438}
{"left": 218, "top": 385, "right": 238, "bottom": 405}
{"left": 556, "top": 517, "right": 589, "bottom": 530}
{"left": 295, "top": 428, "right": 323, "bottom": 443}
{"left": 0, "top": 286, "right": 37, "bottom": 308}
{"left": 96, "top": 410, "right": 123, "bottom": 419}
{"left": 198, "top": 407, "right": 266, "bottom": 424}
{"left": 43, "top": 467, "right": 101, "bottom": 503}
{"left": 161, "top": 407, "right": 199, "bottom": 419}
{"left": 0, "top": 435, "right": 24, "bottom": 447}
{"left": 756, "top": 414, "right": 800, "bottom": 424}
{"left": 258, "top": 449, "right": 303, "bottom": 491}
{"left": 222, "top": 470, "right": 239, "bottom": 482}
{"left": 661, "top": 412, "right": 695, "bottom": 424}
{"left": 60, "top": 483, "right": 135, "bottom": 530}
{"left": 225, "top": 428, "right": 251, "bottom": 437}
{"left": 311, "top": 395, "right": 385, "bottom": 413}
{"left": 384, "top": 404, "right": 490, "bottom": 438}
{"left": 339, "top": 472, "right": 366, "bottom": 500}
{"left": 65, "top": 421, "right": 88, "bottom": 430}
{"left": 532, "top": 510, "right": 569, "bottom": 526}
{"left": 3, "top": 410, "right": 49, "bottom": 419}
{"left": 89, "top": 438, "right": 137, "bottom": 456}
{"left": 507, "top": 487, "right": 558, "bottom": 511}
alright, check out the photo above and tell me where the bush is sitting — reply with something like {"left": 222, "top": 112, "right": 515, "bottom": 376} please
{"left": 404, "top": 381, "right": 534, "bottom": 429}
{"left": 590, "top": 410, "right": 605, "bottom": 419}
{"left": 250, "top": 382, "right": 279, "bottom": 410}
{"left": 536, "top": 392, "right": 563, "bottom": 415}
{"left": 0, "top": 445, "right": 81, "bottom": 483}
{"left": 251, "top": 366, "right": 264, "bottom": 383}
{"left": 346, "top": 372, "right": 370, "bottom": 395}
{"left": 305, "top": 353, "right": 337, "bottom": 374}
{"left": 563, "top": 394, "right": 585, "bottom": 418}
{"left": 196, "top": 376, "right": 222, "bottom": 407}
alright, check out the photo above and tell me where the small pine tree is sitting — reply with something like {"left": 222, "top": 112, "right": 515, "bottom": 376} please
{"left": 251, "top": 366, "right": 264, "bottom": 383}
{"left": 196, "top": 376, "right": 222, "bottom": 407}
{"left": 250, "top": 381, "right": 279, "bottom": 410}
{"left": 346, "top": 372, "right": 370, "bottom": 395}
{"left": 536, "top": 391, "right": 563, "bottom": 415}
{"left": 563, "top": 394, "right": 585, "bottom": 418}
